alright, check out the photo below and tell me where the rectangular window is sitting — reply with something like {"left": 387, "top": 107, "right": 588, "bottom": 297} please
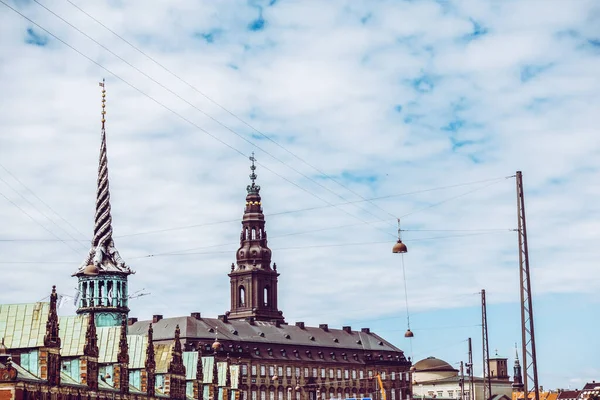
{"left": 337, "top": 369, "right": 342, "bottom": 379}
{"left": 391, "top": 372, "right": 395, "bottom": 381}
{"left": 269, "top": 366, "right": 275, "bottom": 377}
{"left": 313, "top": 368, "right": 318, "bottom": 378}
{"left": 368, "top": 371, "right": 373, "bottom": 378}
{"left": 352, "top": 370, "right": 357, "bottom": 379}
{"left": 278, "top": 366, "right": 284, "bottom": 377}
{"left": 261, "top": 391, "right": 266, "bottom": 400}
{"left": 381, "top": 372, "right": 386, "bottom": 380}
{"left": 287, "top": 367, "right": 292, "bottom": 377}
{"left": 391, "top": 390, "right": 396, "bottom": 400}
{"left": 359, "top": 370, "right": 364, "bottom": 379}
{"left": 260, "top": 365, "right": 266, "bottom": 376}
{"left": 329, "top": 369, "right": 334, "bottom": 379}
{"left": 287, "top": 391, "right": 292, "bottom": 400}
{"left": 321, "top": 369, "right": 326, "bottom": 378}
{"left": 270, "top": 391, "right": 275, "bottom": 400}
{"left": 344, "top": 370, "right": 349, "bottom": 379}
{"left": 279, "top": 391, "right": 283, "bottom": 400}
{"left": 448, "top": 391, "right": 454, "bottom": 398}
{"left": 437, "top": 392, "right": 443, "bottom": 398}
{"left": 252, "top": 392, "right": 257, "bottom": 400}
{"left": 252, "top": 365, "right": 257, "bottom": 376}
{"left": 243, "top": 365, "right": 248, "bottom": 376}
{"left": 295, "top": 367, "right": 300, "bottom": 377}
{"left": 296, "top": 393, "right": 300, "bottom": 400}
{"left": 304, "top": 368, "right": 309, "bottom": 378}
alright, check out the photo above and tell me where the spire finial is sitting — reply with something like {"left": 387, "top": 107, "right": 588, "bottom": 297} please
{"left": 515, "top": 343, "right": 519, "bottom": 360}
{"left": 247, "top": 152, "right": 260, "bottom": 194}
{"left": 100, "top": 79, "right": 106, "bottom": 130}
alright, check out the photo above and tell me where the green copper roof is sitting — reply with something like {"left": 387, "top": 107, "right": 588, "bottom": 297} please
{"left": 0, "top": 302, "right": 48, "bottom": 349}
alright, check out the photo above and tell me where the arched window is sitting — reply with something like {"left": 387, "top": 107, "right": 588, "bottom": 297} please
{"left": 239, "top": 286, "right": 246, "bottom": 307}
{"left": 252, "top": 228, "right": 256, "bottom": 240}
{"left": 263, "top": 286, "right": 269, "bottom": 306}
{"left": 245, "top": 228, "right": 249, "bottom": 240}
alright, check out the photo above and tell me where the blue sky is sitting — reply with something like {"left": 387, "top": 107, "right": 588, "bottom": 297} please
{"left": 0, "top": 0, "right": 599, "bottom": 390}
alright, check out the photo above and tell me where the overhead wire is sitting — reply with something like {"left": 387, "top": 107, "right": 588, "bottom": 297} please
{"left": 113, "top": 175, "right": 509, "bottom": 239}
{"left": 0, "top": 162, "right": 89, "bottom": 241}
{"left": 29, "top": 0, "right": 399, "bottom": 237}
{"left": 0, "top": 174, "right": 88, "bottom": 251}
{"left": 0, "top": 228, "right": 514, "bottom": 264}
{"left": 1, "top": 0, "right": 404, "bottom": 244}
{"left": 0, "top": 190, "right": 82, "bottom": 255}
{"left": 62, "top": 0, "right": 400, "bottom": 225}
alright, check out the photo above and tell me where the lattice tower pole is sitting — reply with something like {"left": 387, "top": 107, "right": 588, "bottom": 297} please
{"left": 482, "top": 289, "right": 492, "bottom": 400}
{"left": 516, "top": 171, "right": 540, "bottom": 400}
{"left": 459, "top": 361, "right": 465, "bottom": 400}
{"left": 468, "top": 338, "right": 475, "bottom": 400}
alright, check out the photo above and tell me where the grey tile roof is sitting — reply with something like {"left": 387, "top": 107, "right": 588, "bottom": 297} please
{"left": 128, "top": 317, "right": 403, "bottom": 355}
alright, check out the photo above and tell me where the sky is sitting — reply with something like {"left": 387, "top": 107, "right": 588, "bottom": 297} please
{"left": 0, "top": 0, "right": 599, "bottom": 391}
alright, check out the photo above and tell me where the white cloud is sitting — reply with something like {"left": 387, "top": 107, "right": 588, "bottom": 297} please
{"left": 0, "top": 0, "right": 598, "bottom": 389}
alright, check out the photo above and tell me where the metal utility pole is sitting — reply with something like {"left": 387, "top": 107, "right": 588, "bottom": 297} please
{"left": 467, "top": 338, "right": 475, "bottom": 400}
{"left": 481, "top": 289, "right": 492, "bottom": 400}
{"left": 459, "top": 361, "right": 465, "bottom": 400}
{"left": 516, "top": 171, "right": 540, "bottom": 400}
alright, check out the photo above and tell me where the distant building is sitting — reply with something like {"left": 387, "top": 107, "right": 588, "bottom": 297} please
{"left": 579, "top": 382, "right": 600, "bottom": 400}
{"left": 411, "top": 357, "right": 513, "bottom": 400}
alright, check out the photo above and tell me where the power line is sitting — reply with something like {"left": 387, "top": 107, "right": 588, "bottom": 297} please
{"left": 0, "top": 190, "right": 82, "bottom": 255}
{"left": 4, "top": 1, "right": 402, "bottom": 243}
{"left": 30, "top": 0, "right": 398, "bottom": 236}
{"left": 0, "top": 162, "right": 89, "bottom": 241}
{"left": 0, "top": 229, "right": 513, "bottom": 264}
{"left": 0, "top": 173, "right": 88, "bottom": 250}
{"left": 62, "top": 0, "right": 401, "bottom": 225}
{"left": 113, "top": 175, "right": 510, "bottom": 239}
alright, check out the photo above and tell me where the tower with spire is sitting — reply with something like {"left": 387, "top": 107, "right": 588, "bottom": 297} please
{"left": 73, "top": 80, "right": 134, "bottom": 327}
{"left": 512, "top": 344, "right": 524, "bottom": 392}
{"left": 226, "top": 154, "right": 284, "bottom": 323}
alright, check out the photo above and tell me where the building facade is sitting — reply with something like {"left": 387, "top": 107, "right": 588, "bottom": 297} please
{"left": 411, "top": 357, "right": 513, "bottom": 400}
{"left": 0, "top": 88, "right": 412, "bottom": 400}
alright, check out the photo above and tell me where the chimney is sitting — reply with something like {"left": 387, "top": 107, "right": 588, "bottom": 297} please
{"left": 295, "top": 322, "right": 305, "bottom": 329}
{"left": 190, "top": 312, "right": 201, "bottom": 320}
{"left": 152, "top": 315, "right": 163, "bottom": 323}
{"left": 247, "top": 317, "right": 255, "bottom": 325}
{"left": 361, "top": 328, "right": 370, "bottom": 333}
{"left": 127, "top": 317, "right": 138, "bottom": 326}
{"left": 342, "top": 326, "right": 352, "bottom": 333}
{"left": 218, "top": 314, "right": 228, "bottom": 323}
{"left": 319, "top": 324, "right": 329, "bottom": 332}
{"left": 275, "top": 320, "right": 281, "bottom": 328}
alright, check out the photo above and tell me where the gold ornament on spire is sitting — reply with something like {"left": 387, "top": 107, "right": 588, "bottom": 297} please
{"left": 99, "top": 79, "right": 106, "bottom": 128}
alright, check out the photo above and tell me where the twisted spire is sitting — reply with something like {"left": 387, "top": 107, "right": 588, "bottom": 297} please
{"left": 77, "top": 80, "right": 132, "bottom": 275}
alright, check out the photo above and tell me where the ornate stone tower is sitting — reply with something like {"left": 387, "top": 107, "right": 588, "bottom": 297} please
{"left": 227, "top": 154, "right": 284, "bottom": 323}
{"left": 512, "top": 345, "right": 524, "bottom": 392}
{"left": 73, "top": 80, "right": 134, "bottom": 327}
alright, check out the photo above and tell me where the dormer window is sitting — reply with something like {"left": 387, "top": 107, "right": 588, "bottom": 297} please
{"left": 267, "top": 348, "right": 273, "bottom": 356}
{"left": 330, "top": 352, "right": 336, "bottom": 360}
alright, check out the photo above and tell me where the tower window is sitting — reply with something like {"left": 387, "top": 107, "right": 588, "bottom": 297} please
{"left": 263, "top": 286, "right": 269, "bottom": 306}
{"left": 239, "top": 286, "right": 246, "bottom": 307}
